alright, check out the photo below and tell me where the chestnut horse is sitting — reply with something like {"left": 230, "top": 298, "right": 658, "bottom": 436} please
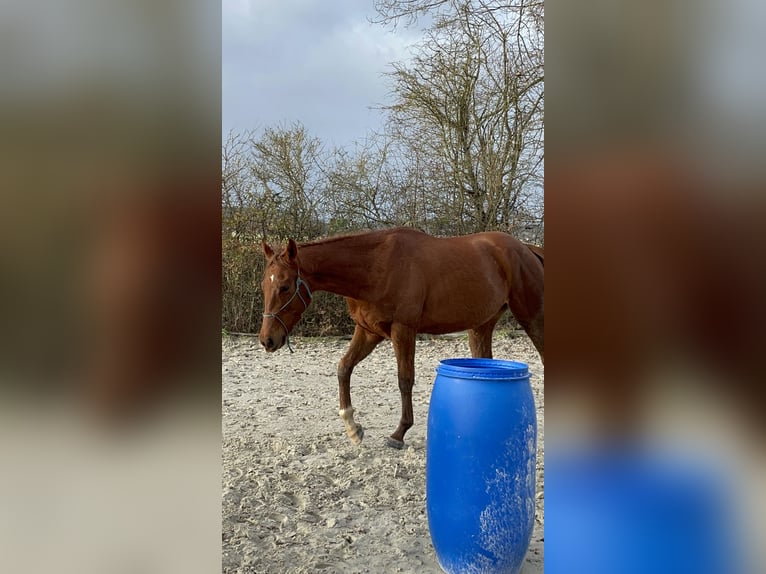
{"left": 259, "top": 228, "right": 544, "bottom": 448}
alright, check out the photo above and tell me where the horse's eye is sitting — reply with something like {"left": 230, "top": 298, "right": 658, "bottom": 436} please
{"left": 279, "top": 285, "right": 289, "bottom": 294}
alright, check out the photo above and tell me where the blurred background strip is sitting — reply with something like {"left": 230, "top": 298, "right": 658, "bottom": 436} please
{"left": 0, "top": 1, "right": 221, "bottom": 573}
{"left": 546, "top": 0, "right": 766, "bottom": 571}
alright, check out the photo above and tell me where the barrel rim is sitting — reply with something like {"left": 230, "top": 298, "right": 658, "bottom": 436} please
{"left": 435, "top": 357, "right": 529, "bottom": 380}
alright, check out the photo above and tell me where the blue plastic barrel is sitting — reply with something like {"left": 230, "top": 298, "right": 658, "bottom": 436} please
{"left": 426, "top": 358, "right": 537, "bottom": 574}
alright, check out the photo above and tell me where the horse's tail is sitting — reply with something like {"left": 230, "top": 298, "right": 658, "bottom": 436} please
{"left": 524, "top": 243, "right": 544, "bottom": 268}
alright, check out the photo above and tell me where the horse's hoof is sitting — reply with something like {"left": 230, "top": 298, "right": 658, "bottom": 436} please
{"left": 347, "top": 426, "right": 364, "bottom": 445}
{"left": 385, "top": 437, "right": 405, "bottom": 450}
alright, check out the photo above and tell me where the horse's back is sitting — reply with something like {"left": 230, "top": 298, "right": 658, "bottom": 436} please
{"left": 459, "top": 231, "right": 543, "bottom": 276}
{"left": 389, "top": 229, "right": 541, "bottom": 284}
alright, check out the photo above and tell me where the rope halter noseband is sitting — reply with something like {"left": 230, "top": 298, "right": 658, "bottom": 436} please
{"left": 262, "top": 270, "right": 312, "bottom": 353}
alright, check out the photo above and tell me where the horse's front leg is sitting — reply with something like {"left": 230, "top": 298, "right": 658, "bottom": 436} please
{"left": 388, "top": 324, "right": 416, "bottom": 449}
{"left": 337, "top": 324, "right": 383, "bottom": 445}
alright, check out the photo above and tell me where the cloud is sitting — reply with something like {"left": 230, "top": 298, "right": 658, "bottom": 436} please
{"left": 222, "top": 0, "right": 420, "bottom": 147}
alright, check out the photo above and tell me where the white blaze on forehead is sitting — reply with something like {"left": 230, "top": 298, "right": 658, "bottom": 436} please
{"left": 270, "top": 274, "right": 275, "bottom": 283}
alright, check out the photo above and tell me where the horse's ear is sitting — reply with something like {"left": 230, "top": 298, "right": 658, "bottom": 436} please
{"left": 286, "top": 238, "right": 298, "bottom": 262}
{"left": 262, "top": 241, "right": 274, "bottom": 259}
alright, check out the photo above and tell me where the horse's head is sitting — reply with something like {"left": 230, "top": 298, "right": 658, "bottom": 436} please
{"left": 259, "top": 238, "right": 312, "bottom": 352}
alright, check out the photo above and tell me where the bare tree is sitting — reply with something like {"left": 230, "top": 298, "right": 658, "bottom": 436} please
{"left": 325, "top": 136, "right": 397, "bottom": 230}
{"left": 246, "top": 122, "right": 328, "bottom": 241}
{"left": 376, "top": 0, "right": 544, "bottom": 235}
{"left": 222, "top": 130, "right": 264, "bottom": 239}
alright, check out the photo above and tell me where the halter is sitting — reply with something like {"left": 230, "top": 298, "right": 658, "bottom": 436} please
{"left": 262, "top": 270, "right": 312, "bottom": 353}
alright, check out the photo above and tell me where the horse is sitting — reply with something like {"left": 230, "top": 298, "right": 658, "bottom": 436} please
{"left": 259, "top": 227, "right": 544, "bottom": 448}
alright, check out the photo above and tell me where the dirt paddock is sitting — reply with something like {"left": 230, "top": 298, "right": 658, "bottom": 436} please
{"left": 222, "top": 333, "right": 544, "bottom": 573}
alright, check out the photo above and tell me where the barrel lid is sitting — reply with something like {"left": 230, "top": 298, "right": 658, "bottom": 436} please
{"left": 436, "top": 358, "right": 529, "bottom": 380}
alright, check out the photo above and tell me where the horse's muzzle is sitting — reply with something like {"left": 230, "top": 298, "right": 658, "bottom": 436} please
{"left": 260, "top": 333, "right": 284, "bottom": 352}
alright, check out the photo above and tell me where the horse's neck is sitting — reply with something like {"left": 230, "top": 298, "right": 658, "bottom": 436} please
{"left": 298, "top": 238, "right": 378, "bottom": 299}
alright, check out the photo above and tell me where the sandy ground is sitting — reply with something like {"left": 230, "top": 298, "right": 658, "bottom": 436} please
{"left": 222, "top": 333, "right": 544, "bottom": 574}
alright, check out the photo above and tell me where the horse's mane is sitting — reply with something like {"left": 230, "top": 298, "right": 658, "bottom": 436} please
{"left": 299, "top": 227, "right": 425, "bottom": 248}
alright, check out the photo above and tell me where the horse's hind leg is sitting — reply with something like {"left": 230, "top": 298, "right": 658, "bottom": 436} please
{"left": 509, "top": 299, "right": 544, "bottom": 363}
{"left": 388, "top": 323, "right": 417, "bottom": 449}
{"left": 508, "top": 258, "right": 545, "bottom": 363}
{"left": 337, "top": 324, "right": 383, "bottom": 444}
{"left": 468, "top": 309, "right": 505, "bottom": 358}
{"left": 526, "top": 308, "right": 544, "bottom": 363}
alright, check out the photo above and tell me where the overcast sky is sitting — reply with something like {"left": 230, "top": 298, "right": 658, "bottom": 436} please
{"left": 222, "top": 0, "right": 422, "bottom": 149}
